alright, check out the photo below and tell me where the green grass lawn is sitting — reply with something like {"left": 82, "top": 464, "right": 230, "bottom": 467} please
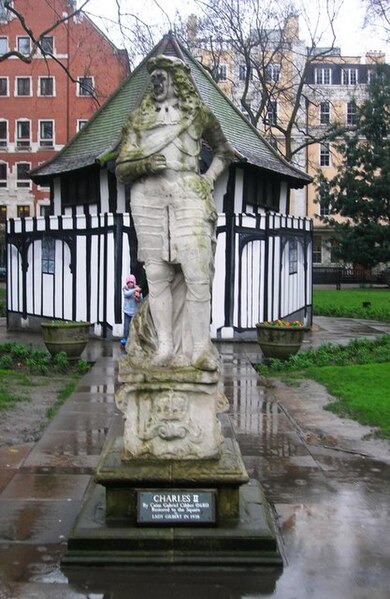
{"left": 0, "top": 342, "right": 90, "bottom": 417}
{"left": 256, "top": 335, "right": 390, "bottom": 439}
{"left": 313, "top": 289, "right": 390, "bottom": 321}
{"left": 305, "top": 362, "right": 390, "bottom": 439}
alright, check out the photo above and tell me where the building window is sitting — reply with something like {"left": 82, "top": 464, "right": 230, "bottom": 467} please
{"left": 315, "top": 67, "right": 331, "bottom": 85}
{"left": 0, "top": 77, "right": 8, "bottom": 96}
{"left": 319, "top": 192, "right": 330, "bottom": 216}
{"left": 16, "top": 162, "right": 31, "bottom": 188}
{"left": 320, "top": 101, "right": 330, "bottom": 125}
{"left": 243, "top": 166, "right": 280, "bottom": 211}
{"left": 39, "top": 76, "right": 54, "bottom": 96}
{"left": 40, "top": 36, "right": 53, "bottom": 54}
{"left": 266, "top": 101, "right": 277, "bottom": 125}
{"left": 330, "top": 240, "right": 339, "bottom": 263}
{"left": 0, "top": 36, "right": 7, "bottom": 54}
{"left": 217, "top": 64, "right": 227, "bottom": 81}
{"left": 265, "top": 63, "right": 280, "bottom": 82}
{"left": 40, "top": 205, "right": 51, "bottom": 217}
{"left": 0, "top": 121, "right": 7, "bottom": 147}
{"left": 17, "top": 205, "right": 30, "bottom": 217}
{"left": 347, "top": 101, "right": 358, "bottom": 125}
{"left": 289, "top": 239, "right": 298, "bottom": 275}
{"left": 342, "top": 68, "right": 358, "bottom": 85}
{"left": 77, "top": 76, "right": 94, "bottom": 96}
{"left": 0, "top": 206, "right": 7, "bottom": 223}
{"left": 320, "top": 143, "right": 331, "bottom": 167}
{"left": 16, "top": 120, "right": 31, "bottom": 148}
{"left": 39, "top": 120, "right": 54, "bottom": 147}
{"left": 17, "top": 36, "right": 31, "bottom": 55}
{"left": 0, "top": 162, "right": 7, "bottom": 187}
{"left": 16, "top": 76, "right": 31, "bottom": 96}
{"left": 77, "top": 119, "right": 88, "bottom": 132}
{"left": 42, "top": 237, "right": 55, "bottom": 274}
{"left": 239, "top": 64, "right": 252, "bottom": 81}
{"left": 313, "top": 237, "right": 322, "bottom": 263}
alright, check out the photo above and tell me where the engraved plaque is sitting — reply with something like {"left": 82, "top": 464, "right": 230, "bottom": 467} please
{"left": 137, "top": 489, "right": 216, "bottom": 525}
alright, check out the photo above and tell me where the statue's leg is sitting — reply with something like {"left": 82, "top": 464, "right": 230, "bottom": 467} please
{"left": 181, "top": 255, "right": 218, "bottom": 372}
{"left": 145, "top": 261, "right": 175, "bottom": 366}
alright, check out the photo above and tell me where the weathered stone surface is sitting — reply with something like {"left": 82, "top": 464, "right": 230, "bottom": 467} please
{"left": 116, "top": 54, "right": 233, "bottom": 372}
{"left": 115, "top": 371, "right": 229, "bottom": 460}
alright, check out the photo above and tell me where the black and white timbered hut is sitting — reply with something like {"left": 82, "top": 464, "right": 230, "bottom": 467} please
{"left": 7, "top": 34, "right": 313, "bottom": 339}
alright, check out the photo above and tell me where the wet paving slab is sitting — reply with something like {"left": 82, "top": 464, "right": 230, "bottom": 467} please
{"left": 1, "top": 318, "right": 390, "bottom": 597}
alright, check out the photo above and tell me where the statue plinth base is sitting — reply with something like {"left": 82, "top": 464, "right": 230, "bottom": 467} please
{"left": 116, "top": 365, "right": 228, "bottom": 460}
{"left": 62, "top": 365, "right": 283, "bottom": 567}
{"left": 62, "top": 416, "right": 283, "bottom": 567}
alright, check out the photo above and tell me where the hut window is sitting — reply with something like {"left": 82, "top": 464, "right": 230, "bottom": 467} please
{"left": 42, "top": 237, "right": 55, "bottom": 274}
{"left": 61, "top": 167, "right": 100, "bottom": 207}
{"left": 243, "top": 167, "right": 280, "bottom": 211}
{"left": 289, "top": 239, "right": 298, "bottom": 274}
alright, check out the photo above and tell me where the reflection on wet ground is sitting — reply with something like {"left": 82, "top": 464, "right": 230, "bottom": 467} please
{"left": 0, "top": 318, "right": 390, "bottom": 597}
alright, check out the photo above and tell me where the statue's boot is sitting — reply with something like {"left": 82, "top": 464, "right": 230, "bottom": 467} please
{"left": 188, "top": 300, "right": 219, "bottom": 371}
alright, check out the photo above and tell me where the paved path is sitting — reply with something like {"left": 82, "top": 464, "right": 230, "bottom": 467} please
{"left": 0, "top": 317, "right": 389, "bottom": 598}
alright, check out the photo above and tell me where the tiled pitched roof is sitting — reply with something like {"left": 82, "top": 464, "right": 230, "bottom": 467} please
{"left": 31, "top": 33, "right": 311, "bottom": 187}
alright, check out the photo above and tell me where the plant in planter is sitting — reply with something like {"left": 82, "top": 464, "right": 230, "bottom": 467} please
{"left": 255, "top": 319, "right": 310, "bottom": 360}
{"left": 40, "top": 320, "right": 91, "bottom": 360}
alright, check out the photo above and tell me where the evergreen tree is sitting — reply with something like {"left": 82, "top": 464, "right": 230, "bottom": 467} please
{"left": 317, "top": 64, "right": 390, "bottom": 268}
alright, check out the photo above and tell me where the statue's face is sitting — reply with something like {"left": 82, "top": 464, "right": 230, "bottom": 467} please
{"left": 150, "top": 69, "right": 171, "bottom": 102}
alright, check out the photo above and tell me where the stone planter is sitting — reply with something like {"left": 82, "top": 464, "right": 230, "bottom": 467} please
{"left": 40, "top": 321, "right": 90, "bottom": 360}
{"left": 256, "top": 323, "right": 310, "bottom": 360}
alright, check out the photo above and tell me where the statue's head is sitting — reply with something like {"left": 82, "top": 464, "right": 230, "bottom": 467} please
{"left": 147, "top": 55, "right": 197, "bottom": 108}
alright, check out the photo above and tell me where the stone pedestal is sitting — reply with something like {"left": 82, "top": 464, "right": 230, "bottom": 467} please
{"left": 116, "top": 363, "right": 228, "bottom": 460}
{"left": 63, "top": 363, "right": 283, "bottom": 566}
{"left": 63, "top": 432, "right": 283, "bottom": 566}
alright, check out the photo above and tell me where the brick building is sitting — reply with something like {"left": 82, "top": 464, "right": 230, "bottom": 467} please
{"left": 0, "top": 0, "right": 129, "bottom": 223}
{"left": 191, "top": 16, "right": 387, "bottom": 266}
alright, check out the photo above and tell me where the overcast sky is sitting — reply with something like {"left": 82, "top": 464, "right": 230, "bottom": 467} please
{"left": 86, "top": 0, "right": 389, "bottom": 61}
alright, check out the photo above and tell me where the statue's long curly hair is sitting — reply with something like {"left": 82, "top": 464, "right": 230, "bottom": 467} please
{"left": 134, "top": 55, "right": 202, "bottom": 123}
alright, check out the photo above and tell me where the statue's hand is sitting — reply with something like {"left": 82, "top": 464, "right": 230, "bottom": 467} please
{"left": 150, "top": 154, "right": 167, "bottom": 173}
{"left": 202, "top": 172, "right": 215, "bottom": 190}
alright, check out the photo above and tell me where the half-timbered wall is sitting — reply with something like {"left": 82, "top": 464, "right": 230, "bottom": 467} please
{"left": 6, "top": 211, "right": 312, "bottom": 338}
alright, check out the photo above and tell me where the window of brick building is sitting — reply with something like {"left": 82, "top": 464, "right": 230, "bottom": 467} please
{"left": 313, "top": 237, "right": 322, "bottom": 263}
{"left": 16, "top": 76, "right": 32, "bottom": 96}
{"left": 0, "top": 77, "right": 8, "bottom": 96}
{"left": 320, "top": 143, "right": 331, "bottom": 167}
{"left": 40, "top": 36, "right": 53, "bottom": 54}
{"left": 39, "top": 76, "right": 54, "bottom": 96}
{"left": 17, "top": 36, "right": 31, "bottom": 55}
{"left": 320, "top": 101, "right": 330, "bottom": 124}
{"left": 77, "top": 76, "right": 94, "bottom": 97}
{"left": 347, "top": 101, "right": 358, "bottom": 125}
{"left": 266, "top": 101, "right": 277, "bottom": 125}
{"left": 16, "top": 120, "right": 31, "bottom": 148}
{"left": 239, "top": 64, "right": 252, "bottom": 81}
{"left": 0, "top": 36, "right": 7, "bottom": 54}
{"left": 16, "top": 162, "right": 31, "bottom": 188}
{"left": 0, "top": 121, "right": 7, "bottom": 147}
{"left": 217, "top": 64, "right": 227, "bottom": 81}
{"left": 0, "top": 162, "right": 7, "bottom": 187}
{"left": 17, "top": 205, "right": 30, "bottom": 217}
{"left": 319, "top": 195, "right": 330, "bottom": 216}
{"left": 265, "top": 63, "right": 280, "bottom": 82}
{"left": 315, "top": 67, "right": 331, "bottom": 85}
{"left": 342, "top": 68, "right": 358, "bottom": 85}
{"left": 77, "top": 119, "right": 88, "bottom": 132}
{"left": 0, "top": 206, "right": 7, "bottom": 223}
{"left": 39, "top": 120, "right": 54, "bottom": 147}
